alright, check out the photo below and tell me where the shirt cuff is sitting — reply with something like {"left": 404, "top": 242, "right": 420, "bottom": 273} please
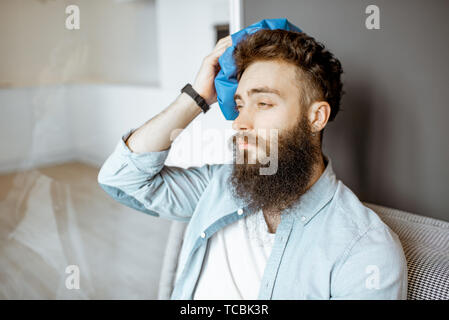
{"left": 116, "top": 127, "right": 172, "bottom": 173}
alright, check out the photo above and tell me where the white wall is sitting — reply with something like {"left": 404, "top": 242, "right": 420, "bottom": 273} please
{"left": 0, "top": 85, "right": 73, "bottom": 172}
{"left": 0, "top": 0, "right": 232, "bottom": 174}
{"left": 0, "top": 0, "right": 159, "bottom": 87}
{"left": 156, "top": 0, "right": 229, "bottom": 89}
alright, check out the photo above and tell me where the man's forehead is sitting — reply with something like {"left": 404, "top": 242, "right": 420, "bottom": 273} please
{"left": 234, "top": 85, "right": 284, "bottom": 100}
{"left": 234, "top": 62, "right": 299, "bottom": 101}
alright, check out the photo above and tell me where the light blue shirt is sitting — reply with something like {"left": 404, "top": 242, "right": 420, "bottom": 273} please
{"left": 98, "top": 128, "right": 408, "bottom": 300}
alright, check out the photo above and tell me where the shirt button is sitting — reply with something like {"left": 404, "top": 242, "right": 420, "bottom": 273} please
{"left": 200, "top": 232, "right": 206, "bottom": 239}
{"left": 237, "top": 208, "right": 244, "bottom": 215}
{"left": 300, "top": 216, "right": 306, "bottom": 222}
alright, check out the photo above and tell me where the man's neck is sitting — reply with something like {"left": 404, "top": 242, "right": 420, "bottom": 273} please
{"left": 263, "top": 154, "right": 326, "bottom": 234}
{"left": 306, "top": 153, "right": 326, "bottom": 191}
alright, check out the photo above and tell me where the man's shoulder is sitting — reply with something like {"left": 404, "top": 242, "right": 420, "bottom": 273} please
{"left": 327, "top": 183, "right": 408, "bottom": 299}
{"left": 324, "top": 181, "right": 406, "bottom": 278}
{"left": 328, "top": 180, "right": 397, "bottom": 241}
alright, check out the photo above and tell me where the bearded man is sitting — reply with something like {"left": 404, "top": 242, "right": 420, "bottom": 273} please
{"left": 98, "top": 29, "right": 407, "bottom": 300}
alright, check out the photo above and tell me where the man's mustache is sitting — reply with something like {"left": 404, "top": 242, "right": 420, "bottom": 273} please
{"left": 231, "top": 132, "right": 268, "bottom": 147}
{"left": 226, "top": 129, "right": 280, "bottom": 174}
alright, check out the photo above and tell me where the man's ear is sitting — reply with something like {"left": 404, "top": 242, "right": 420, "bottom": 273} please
{"left": 308, "top": 101, "right": 331, "bottom": 133}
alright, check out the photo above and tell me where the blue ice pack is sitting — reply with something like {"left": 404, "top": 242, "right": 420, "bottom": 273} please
{"left": 214, "top": 18, "right": 302, "bottom": 120}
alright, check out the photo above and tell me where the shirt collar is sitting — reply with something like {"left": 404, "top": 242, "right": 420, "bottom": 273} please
{"left": 282, "top": 154, "right": 339, "bottom": 225}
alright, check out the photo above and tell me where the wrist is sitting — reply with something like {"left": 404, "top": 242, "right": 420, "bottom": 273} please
{"left": 191, "top": 84, "right": 204, "bottom": 97}
{"left": 181, "top": 83, "right": 210, "bottom": 113}
{"left": 179, "top": 91, "right": 203, "bottom": 115}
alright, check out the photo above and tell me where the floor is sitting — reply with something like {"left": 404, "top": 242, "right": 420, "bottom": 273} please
{"left": 0, "top": 162, "right": 171, "bottom": 299}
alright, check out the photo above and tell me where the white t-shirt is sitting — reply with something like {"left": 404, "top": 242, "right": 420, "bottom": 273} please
{"left": 193, "top": 209, "right": 276, "bottom": 300}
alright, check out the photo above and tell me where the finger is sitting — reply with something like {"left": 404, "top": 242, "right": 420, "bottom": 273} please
{"left": 217, "top": 35, "right": 232, "bottom": 44}
{"left": 209, "top": 48, "right": 228, "bottom": 63}
{"left": 216, "top": 35, "right": 232, "bottom": 48}
{"left": 209, "top": 44, "right": 231, "bottom": 61}
{"left": 214, "top": 38, "right": 233, "bottom": 54}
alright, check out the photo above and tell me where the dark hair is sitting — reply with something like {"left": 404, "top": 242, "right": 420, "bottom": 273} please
{"left": 233, "top": 29, "right": 344, "bottom": 123}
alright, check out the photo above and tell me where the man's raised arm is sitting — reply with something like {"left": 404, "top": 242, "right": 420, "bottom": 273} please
{"left": 97, "top": 36, "right": 233, "bottom": 221}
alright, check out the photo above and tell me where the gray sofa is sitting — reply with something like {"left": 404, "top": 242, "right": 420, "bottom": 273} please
{"left": 158, "top": 202, "right": 449, "bottom": 300}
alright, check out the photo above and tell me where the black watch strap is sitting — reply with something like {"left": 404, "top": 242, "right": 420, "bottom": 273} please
{"left": 181, "top": 83, "right": 210, "bottom": 113}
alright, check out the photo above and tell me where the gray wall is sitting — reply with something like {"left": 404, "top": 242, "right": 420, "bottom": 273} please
{"left": 244, "top": 0, "right": 449, "bottom": 221}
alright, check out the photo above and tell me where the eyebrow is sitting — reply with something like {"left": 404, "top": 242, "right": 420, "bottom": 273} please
{"left": 234, "top": 86, "right": 282, "bottom": 101}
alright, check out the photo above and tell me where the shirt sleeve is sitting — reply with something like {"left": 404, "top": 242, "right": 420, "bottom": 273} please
{"left": 97, "top": 128, "right": 217, "bottom": 222}
{"left": 330, "top": 225, "right": 408, "bottom": 300}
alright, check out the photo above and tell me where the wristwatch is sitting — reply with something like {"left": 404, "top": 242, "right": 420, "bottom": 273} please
{"left": 181, "top": 83, "right": 210, "bottom": 113}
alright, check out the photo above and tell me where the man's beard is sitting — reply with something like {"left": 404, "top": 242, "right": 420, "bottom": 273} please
{"left": 228, "top": 114, "right": 322, "bottom": 216}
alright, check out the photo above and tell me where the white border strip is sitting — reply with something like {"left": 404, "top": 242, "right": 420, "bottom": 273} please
{"left": 229, "top": 0, "right": 244, "bottom": 34}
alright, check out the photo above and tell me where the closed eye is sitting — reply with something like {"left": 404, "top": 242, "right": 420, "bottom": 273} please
{"left": 234, "top": 102, "right": 273, "bottom": 111}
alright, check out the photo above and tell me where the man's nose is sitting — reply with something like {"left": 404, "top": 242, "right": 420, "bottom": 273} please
{"left": 232, "top": 108, "right": 254, "bottom": 132}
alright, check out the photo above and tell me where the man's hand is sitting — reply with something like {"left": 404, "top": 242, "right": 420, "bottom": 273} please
{"left": 125, "top": 36, "right": 233, "bottom": 154}
{"left": 192, "top": 35, "right": 233, "bottom": 106}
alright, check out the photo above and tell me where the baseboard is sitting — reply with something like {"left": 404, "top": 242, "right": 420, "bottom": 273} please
{"left": 0, "top": 150, "right": 79, "bottom": 174}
